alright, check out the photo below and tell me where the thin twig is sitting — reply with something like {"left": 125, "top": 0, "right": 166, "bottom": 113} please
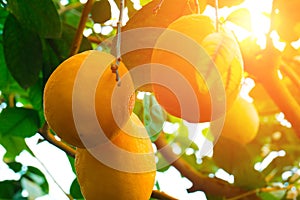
{"left": 280, "top": 61, "right": 300, "bottom": 90}
{"left": 194, "top": 0, "right": 200, "bottom": 14}
{"left": 38, "top": 122, "right": 76, "bottom": 158}
{"left": 69, "top": 0, "right": 95, "bottom": 56}
{"left": 111, "top": 0, "right": 124, "bottom": 84}
{"left": 27, "top": 144, "right": 74, "bottom": 200}
{"left": 215, "top": 0, "right": 219, "bottom": 32}
{"left": 151, "top": 190, "right": 178, "bottom": 200}
{"left": 58, "top": 2, "right": 82, "bottom": 15}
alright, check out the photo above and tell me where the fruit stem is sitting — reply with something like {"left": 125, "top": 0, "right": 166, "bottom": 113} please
{"left": 215, "top": 0, "right": 219, "bottom": 32}
{"left": 112, "top": 0, "right": 125, "bottom": 85}
{"left": 38, "top": 122, "right": 76, "bottom": 158}
{"left": 69, "top": 0, "right": 95, "bottom": 56}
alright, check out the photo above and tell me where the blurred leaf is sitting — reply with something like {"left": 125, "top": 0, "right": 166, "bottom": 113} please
{"left": 1, "top": 135, "right": 31, "bottom": 161}
{"left": 67, "top": 155, "right": 76, "bottom": 173}
{"left": 22, "top": 166, "right": 49, "bottom": 195}
{"left": 70, "top": 178, "right": 83, "bottom": 199}
{"left": 258, "top": 192, "right": 281, "bottom": 200}
{"left": 143, "top": 94, "right": 165, "bottom": 142}
{"left": 213, "top": 137, "right": 266, "bottom": 189}
{"left": 140, "top": 0, "right": 152, "bottom": 6}
{"left": 41, "top": 39, "right": 61, "bottom": 84}
{"left": 48, "top": 23, "right": 92, "bottom": 61}
{"left": 0, "top": 9, "right": 10, "bottom": 89}
{"left": 133, "top": 98, "right": 144, "bottom": 121}
{"left": 28, "top": 79, "right": 43, "bottom": 112}
{"left": 249, "top": 83, "right": 280, "bottom": 116}
{"left": 202, "top": 127, "right": 214, "bottom": 141}
{"left": 91, "top": 0, "right": 111, "bottom": 23}
{"left": 7, "top": 161, "right": 22, "bottom": 173}
{"left": 0, "top": 43, "right": 12, "bottom": 90}
{"left": 0, "top": 180, "right": 22, "bottom": 199}
{"left": 206, "top": 194, "right": 223, "bottom": 200}
{"left": 0, "top": 108, "right": 40, "bottom": 138}
{"left": 155, "top": 180, "right": 160, "bottom": 190}
{"left": 181, "top": 153, "right": 201, "bottom": 171}
{"left": 7, "top": 0, "right": 62, "bottom": 38}
{"left": 197, "top": 156, "right": 219, "bottom": 174}
{"left": 226, "top": 8, "right": 251, "bottom": 31}
{"left": 3, "top": 14, "right": 43, "bottom": 89}
{"left": 28, "top": 79, "right": 45, "bottom": 125}
{"left": 60, "top": 7, "right": 81, "bottom": 28}
{"left": 156, "top": 152, "right": 171, "bottom": 172}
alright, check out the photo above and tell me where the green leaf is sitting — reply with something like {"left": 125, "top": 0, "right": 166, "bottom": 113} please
{"left": 67, "top": 155, "right": 76, "bottom": 173}
{"left": 258, "top": 192, "right": 281, "bottom": 200}
{"left": 28, "top": 79, "right": 45, "bottom": 125}
{"left": 143, "top": 94, "right": 165, "bottom": 142}
{"left": 0, "top": 107, "right": 40, "bottom": 138}
{"left": 0, "top": 43, "right": 12, "bottom": 89}
{"left": 48, "top": 23, "right": 92, "bottom": 61}
{"left": 140, "top": 0, "right": 152, "bottom": 6}
{"left": 41, "top": 39, "right": 61, "bottom": 84}
{"left": 213, "top": 137, "right": 266, "bottom": 189}
{"left": 7, "top": 161, "right": 22, "bottom": 173}
{"left": 202, "top": 127, "right": 214, "bottom": 141}
{"left": 91, "top": 0, "right": 111, "bottom": 23}
{"left": 226, "top": 8, "right": 252, "bottom": 31}
{"left": 206, "top": 194, "right": 223, "bottom": 200}
{"left": 197, "top": 156, "right": 219, "bottom": 174}
{"left": 22, "top": 166, "right": 49, "bottom": 195}
{"left": 7, "top": 0, "right": 62, "bottom": 38}
{"left": 0, "top": 135, "right": 31, "bottom": 161}
{"left": 60, "top": 7, "right": 81, "bottom": 28}
{"left": 0, "top": 180, "right": 22, "bottom": 199}
{"left": 70, "top": 178, "right": 83, "bottom": 199}
{"left": 3, "top": 14, "right": 43, "bottom": 89}
{"left": 156, "top": 152, "right": 171, "bottom": 172}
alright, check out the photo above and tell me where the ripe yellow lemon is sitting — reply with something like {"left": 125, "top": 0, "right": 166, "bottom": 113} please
{"left": 151, "top": 14, "right": 243, "bottom": 122}
{"left": 219, "top": 96, "right": 259, "bottom": 144}
{"left": 43, "top": 50, "right": 135, "bottom": 148}
{"left": 75, "top": 113, "right": 156, "bottom": 200}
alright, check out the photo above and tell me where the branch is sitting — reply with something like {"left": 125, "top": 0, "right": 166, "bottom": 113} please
{"left": 280, "top": 61, "right": 300, "bottom": 91}
{"left": 38, "top": 122, "right": 76, "bottom": 158}
{"left": 245, "top": 46, "right": 300, "bottom": 136}
{"left": 151, "top": 190, "right": 178, "bottom": 200}
{"left": 27, "top": 141, "right": 74, "bottom": 200}
{"left": 69, "top": 0, "right": 95, "bottom": 56}
{"left": 227, "top": 184, "right": 294, "bottom": 200}
{"left": 58, "top": 2, "right": 82, "bottom": 15}
{"left": 87, "top": 35, "right": 104, "bottom": 44}
{"left": 154, "top": 134, "right": 258, "bottom": 199}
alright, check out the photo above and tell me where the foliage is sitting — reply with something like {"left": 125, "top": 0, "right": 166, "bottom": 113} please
{"left": 0, "top": 0, "right": 300, "bottom": 199}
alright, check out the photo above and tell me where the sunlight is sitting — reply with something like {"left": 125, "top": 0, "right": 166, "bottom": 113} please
{"left": 244, "top": 0, "right": 272, "bottom": 39}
